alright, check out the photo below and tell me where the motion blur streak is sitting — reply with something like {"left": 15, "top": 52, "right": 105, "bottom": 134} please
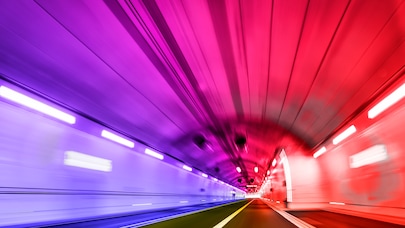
{"left": 1, "top": 0, "right": 405, "bottom": 227}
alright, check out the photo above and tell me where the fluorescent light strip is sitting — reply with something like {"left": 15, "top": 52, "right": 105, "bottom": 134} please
{"left": 101, "top": 130, "right": 134, "bottom": 148}
{"left": 236, "top": 167, "right": 241, "bottom": 173}
{"left": 272, "top": 159, "right": 277, "bottom": 167}
{"left": 201, "top": 173, "right": 208, "bottom": 178}
{"left": 0, "top": 86, "right": 76, "bottom": 124}
{"left": 132, "top": 203, "right": 152, "bottom": 206}
{"left": 254, "top": 166, "right": 258, "bottom": 173}
{"left": 179, "top": 201, "right": 188, "bottom": 203}
{"left": 333, "top": 125, "right": 356, "bottom": 145}
{"left": 350, "top": 144, "right": 387, "bottom": 168}
{"left": 313, "top": 147, "right": 327, "bottom": 158}
{"left": 213, "top": 178, "right": 218, "bottom": 181}
{"left": 144, "top": 148, "right": 164, "bottom": 160}
{"left": 64, "top": 151, "right": 112, "bottom": 172}
{"left": 329, "top": 202, "right": 345, "bottom": 205}
{"left": 368, "top": 83, "right": 405, "bottom": 119}
{"left": 182, "top": 165, "right": 192, "bottom": 172}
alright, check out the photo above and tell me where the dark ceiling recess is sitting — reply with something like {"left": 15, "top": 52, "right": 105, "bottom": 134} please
{"left": 193, "top": 134, "right": 207, "bottom": 149}
{"left": 234, "top": 134, "right": 246, "bottom": 149}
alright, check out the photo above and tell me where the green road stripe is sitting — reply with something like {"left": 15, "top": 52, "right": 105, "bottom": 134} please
{"left": 141, "top": 200, "right": 250, "bottom": 228}
{"left": 212, "top": 200, "right": 254, "bottom": 228}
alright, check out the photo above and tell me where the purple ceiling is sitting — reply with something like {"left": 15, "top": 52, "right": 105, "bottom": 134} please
{"left": 0, "top": 0, "right": 404, "bottom": 188}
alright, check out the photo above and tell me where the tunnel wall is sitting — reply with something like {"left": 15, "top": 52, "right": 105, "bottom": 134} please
{"left": 262, "top": 86, "right": 405, "bottom": 221}
{"left": 0, "top": 98, "right": 244, "bottom": 226}
{"left": 314, "top": 101, "right": 405, "bottom": 218}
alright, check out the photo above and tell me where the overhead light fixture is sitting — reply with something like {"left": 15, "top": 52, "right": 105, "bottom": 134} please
{"left": 329, "top": 202, "right": 345, "bottom": 205}
{"left": 236, "top": 167, "right": 241, "bottom": 173}
{"left": 246, "top": 185, "right": 257, "bottom": 188}
{"left": 144, "top": 148, "right": 164, "bottom": 160}
{"left": 101, "top": 130, "right": 134, "bottom": 148}
{"left": 368, "top": 82, "right": 405, "bottom": 119}
{"left": 182, "top": 165, "right": 192, "bottom": 172}
{"left": 272, "top": 159, "right": 277, "bottom": 167}
{"left": 313, "top": 146, "right": 327, "bottom": 158}
{"left": 64, "top": 151, "right": 112, "bottom": 172}
{"left": 333, "top": 125, "right": 356, "bottom": 145}
{"left": 132, "top": 203, "right": 152, "bottom": 206}
{"left": 0, "top": 85, "right": 76, "bottom": 124}
{"left": 201, "top": 173, "right": 208, "bottom": 178}
{"left": 254, "top": 166, "right": 258, "bottom": 173}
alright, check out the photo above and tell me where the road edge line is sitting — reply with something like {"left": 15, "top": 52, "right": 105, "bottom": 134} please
{"left": 212, "top": 200, "right": 254, "bottom": 228}
{"left": 261, "top": 199, "right": 316, "bottom": 228}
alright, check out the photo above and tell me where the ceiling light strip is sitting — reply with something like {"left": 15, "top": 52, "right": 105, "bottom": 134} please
{"left": 144, "top": 148, "right": 164, "bottom": 160}
{"left": 0, "top": 85, "right": 76, "bottom": 124}
{"left": 101, "top": 130, "right": 134, "bottom": 148}
{"left": 368, "top": 82, "right": 405, "bottom": 119}
{"left": 182, "top": 165, "right": 192, "bottom": 172}
{"left": 313, "top": 147, "right": 327, "bottom": 158}
{"left": 332, "top": 125, "right": 356, "bottom": 145}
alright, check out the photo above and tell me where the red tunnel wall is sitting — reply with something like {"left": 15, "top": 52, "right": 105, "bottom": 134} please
{"left": 263, "top": 82, "right": 405, "bottom": 220}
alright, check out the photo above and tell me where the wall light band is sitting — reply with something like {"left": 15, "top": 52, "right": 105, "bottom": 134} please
{"left": 368, "top": 83, "right": 405, "bottom": 119}
{"left": 0, "top": 86, "right": 76, "bottom": 124}
{"left": 101, "top": 130, "right": 134, "bottom": 148}
{"left": 332, "top": 125, "right": 356, "bottom": 145}
{"left": 132, "top": 203, "right": 152, "bottom": 206}
{"left": 64, "top": 151, "right": 112, "bottom": 172}
{"left": 272, "top": 159, "right": 277, "bottom": 167}
{"left": 350, "top": 144, "right": 387, "bottom": 168}
{"left": 329, "top": 201, "right": 345, "bottom": 205}
{"left": 313, "top": 147, "right": 327, "bottom": 158}
{"left": 182, "top": 165, "right": 192, "bottom": 172}
{"left": 144, "top": 148, "right": 164, "bottom": 160}
{"left": 201, "top": 173, "right": 208, "bottom": 178}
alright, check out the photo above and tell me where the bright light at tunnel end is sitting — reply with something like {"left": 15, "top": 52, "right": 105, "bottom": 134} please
{"left": 0, "top": 85, "right": 76, "bottom": 124}
{"left": 313, "top": 147, "right": 327, "bottom": 158}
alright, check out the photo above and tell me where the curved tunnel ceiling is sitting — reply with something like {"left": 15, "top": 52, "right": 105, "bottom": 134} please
{"left": 0, "top": 0, "right": 405, "bottom": 188}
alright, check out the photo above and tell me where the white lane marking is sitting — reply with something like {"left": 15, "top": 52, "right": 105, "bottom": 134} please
{"left": 120, "top": 200, "right": 246, "bottom": 228}
{"left": 261, "top": 199, "right": 316, "bottom": 228}
{"left": 212, "top": 200, "right": 254, "bottom": 228}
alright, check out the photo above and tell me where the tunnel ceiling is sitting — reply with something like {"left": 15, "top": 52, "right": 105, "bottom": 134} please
{"left": 1, "top": 0, "right": 405, "bottom": 188}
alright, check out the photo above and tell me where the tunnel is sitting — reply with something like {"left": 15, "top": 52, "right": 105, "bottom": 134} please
{"left": 1, "top": 0, "right": 405, "bottom": 227}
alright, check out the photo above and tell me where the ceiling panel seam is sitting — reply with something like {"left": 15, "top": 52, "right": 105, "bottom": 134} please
{"left": 262, "top": 0, "right": 275, "bottom": 121}
{"left": 34, "top": 0, "right": 187, "bottom": 133}
{"left": 277, "top": 0, "right": 311, "bottom": 125}
{"left": 288, "top": 0, "right": 352, "bottom": 139}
